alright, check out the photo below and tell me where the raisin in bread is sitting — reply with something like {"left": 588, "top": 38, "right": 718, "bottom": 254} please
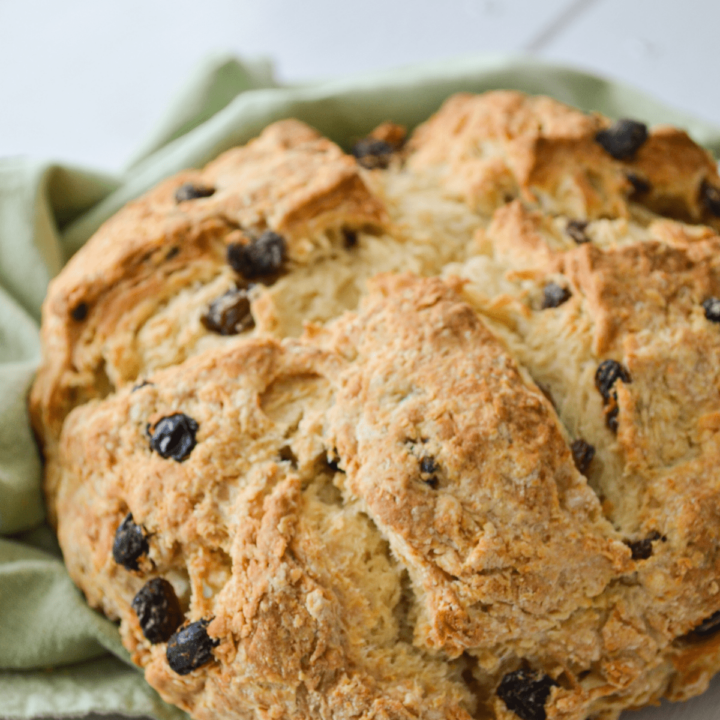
{"left": 30, "top": 91, "right": 720, "bottom": 720}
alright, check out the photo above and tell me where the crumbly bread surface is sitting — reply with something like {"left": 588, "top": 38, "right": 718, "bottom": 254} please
{"left": 30, "top": 91, "right": 720, "bottom": 720}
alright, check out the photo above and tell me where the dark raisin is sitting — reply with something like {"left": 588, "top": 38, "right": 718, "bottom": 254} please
{"left": 343, "top": 228, "right": 358, "bottom": 248}
{"left": 596, "top": 356, "right": 641, "bottom": 434}
{"left": 691, "top": 610, "right": 720, "bottom": 637}
{"left": 595, "top": 360, "right": 631, "bottom": 403}
{"left": 351, "top": 138, "right": 394, "bottom": 170}
{"left": 419, "top": 456, "right": 439, "bottom": 489}
{"left": 566, "top": 220, "right": 590, "bottom": 245}
{"left": 132, "top": 578, "right": 184, "bottom": 644}
{"left": 420, "top": 456, "right": 438, "bottom": 474}
{"left": 625, "top": 531, "right": 661, "bottom": 561}
{"left": 174, "top": 183, "right": 215, "bottom": 203}
{"left": 595, "top": 119, "right": 648, "bottom": 160}
{"left": 626, "top": 172, "right": 651, "bottom": 196}
{"left": 541, "top": 283, "right": 571, "bottom": 309}
{"left": 112, "top": 513, "right": 149, "bottom": 571}
{"left": 227, "top": 231, "right": 286, "bottom": 279}
{"left": 497, "top": 669, "right": 558, "bottom": 720}
{"left": 701, "top": 181, "right": 720, "bottom": 217}
{"left": 165, "top": 246, "right": 180, "bottom": 260}
{"left": 71, "top": 302, "right": 88, "bottom": 321}
{"left": 201, "top": 287, "right": 254, "bottom": 336}
{"left": 702, "top": 297, "right": 720, "bottom": 324}
{"left": 131, "top": 380, "right": 153, "bottom": 393}
{"left": 570, "top": 439, "right": 595, "bottom": 475}
{"left": 606, "top": 404, "right": 620, "bottom": 432}
{"left": 149, "top": 414, "right": 199, "bottom": 462}
{"left": 166, "top": 619, "right": 219, "bottom": 675}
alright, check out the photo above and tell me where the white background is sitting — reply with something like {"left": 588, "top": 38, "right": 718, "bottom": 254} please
{"left": 1, "top": 1, "right": 720, "bottom": 719}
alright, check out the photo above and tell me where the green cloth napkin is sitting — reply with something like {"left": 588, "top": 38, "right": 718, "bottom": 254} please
{"left": 2, "top": 52, "right": 720, "bottom": 720}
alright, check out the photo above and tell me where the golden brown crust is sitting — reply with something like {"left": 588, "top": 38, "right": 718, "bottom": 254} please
{"left": 29, "top": 120, "right": 387, "bottom": 523}
{"left": 559, "top": 237, "right": 720, "bottom": 354}
{"left": 624, "top": 125, "right": 720, "bottom": 225}
{"left": 407, "top": 91, "right": 630, "bottom": 219}
{"left": 407, "top": 92, "right": 720, "bottom": 229}
{"left": 30, "top": 92, "right": 720, "bottom": 720}
{"left": 30, "top": 119, "right": 386, "bottom": 441}
{"left": 55, "top": 296, "right": 479, "bottom": 720}
{"left": 318, "top": 275, "right": 630, "bottom": 656}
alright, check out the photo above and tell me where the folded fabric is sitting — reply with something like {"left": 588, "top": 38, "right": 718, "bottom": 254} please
{"left": 2, "top": 52, "right": 720, "bottom": 720}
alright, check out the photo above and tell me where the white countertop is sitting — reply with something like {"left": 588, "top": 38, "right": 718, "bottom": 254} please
{"left": 2, "top": 1, "right": 719, "bottom": 719}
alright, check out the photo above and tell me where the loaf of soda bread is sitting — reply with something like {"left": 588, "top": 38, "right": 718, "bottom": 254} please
{"left": 30, "top": 91, "right": 720, "bottom": 720}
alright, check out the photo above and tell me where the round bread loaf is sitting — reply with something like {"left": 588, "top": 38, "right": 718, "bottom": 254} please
{"left": 30, "top": 91, "right": 720, "bottom": 720}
